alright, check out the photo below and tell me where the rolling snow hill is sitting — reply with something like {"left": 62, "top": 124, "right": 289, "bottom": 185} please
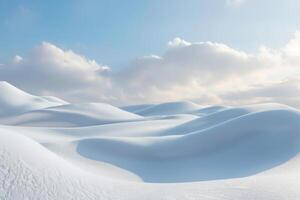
{"left": 0, "top": 102, "right": 143, "bottom": 127}
{"left": 136, "top": 101, "right": 202, "bottom": 116}
{"left": 0, "top": 81, "right": 67, "bottom": 117}
{"left": 0, "top": 82, "right": 300, "bottom": 199}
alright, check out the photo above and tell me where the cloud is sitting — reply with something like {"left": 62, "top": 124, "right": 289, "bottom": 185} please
{"left": 12, "top": 55, "right": 23, "bottom": 64}
{"left": 2, "top": 32, "right": 300, "bottom": 107}
{"left": 226, "top": 0, "right": 246, "bottom": 6}
{"left": 114, "top": 39, "right": 260, "bottom": 104}
{"left": 222, "top": 77, "right": 300, "bottom": 108}
{"left": 0, "top": 42, "right": 110, "bottom": 102}
{"left": 111, "top": 31, "right": 300, "bottom": 106}
{"left": 168, "top": 37, "right": 191, "bottom": 47}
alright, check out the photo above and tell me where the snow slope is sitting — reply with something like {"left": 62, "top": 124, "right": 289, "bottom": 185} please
{"left": 121, "top": 104, "right": 154, "bottom": 113}
{"left": 77, "top": 108, "right": 300, "bottom": 182}
{"left": 0, "top": 81, "right": 67, "bottom": 117}
{"left": 0, "top": 102, "right": 143, "bottom": 127}
{"left": 136, "top": 101, "right": 202, "bottom": 116}
{"left": 0, "top": 83, "right": 300, "bottom": 199}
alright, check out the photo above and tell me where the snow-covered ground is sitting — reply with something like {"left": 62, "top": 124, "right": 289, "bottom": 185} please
{"left": 0, "top": 81, "right": 300, "bottom": 199}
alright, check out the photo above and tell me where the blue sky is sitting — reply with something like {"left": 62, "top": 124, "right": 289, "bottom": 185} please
{"left": 1, "top": 0, "right": 300, "bottom": 68}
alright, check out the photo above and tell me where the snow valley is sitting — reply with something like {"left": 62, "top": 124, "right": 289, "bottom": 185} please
{"left": 0, "top": 81, "right": 300, "bottom": 199}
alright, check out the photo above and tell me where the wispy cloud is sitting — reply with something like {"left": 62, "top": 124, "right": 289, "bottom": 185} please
{"left": 226, "top": 0, "right": 247, "bottom": 6}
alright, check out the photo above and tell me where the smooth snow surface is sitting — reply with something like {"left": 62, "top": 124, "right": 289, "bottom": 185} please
{"left": 0, "top": 102, "right": 143, "bottom": 127}
{"left": 136, "top": 101, "right": 203, "bottom": 116}
{"left": 0, "top": 81, "right": 67, "bottom": 117}
{"left": 1, "top": 82, "right": 300, "bottom": 199}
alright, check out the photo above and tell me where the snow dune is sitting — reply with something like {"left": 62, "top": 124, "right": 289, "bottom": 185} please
{"left": 77, "top": 108, "right": 300, "bottom": 182}
{"left": 135, "top": 101, "right": 203, "bottom": 116}
{"left": 121, "top": 104, "right": 154, "bottom": 113}
{"left": 190, "top": 105, "right": 228, "bottom": 116}
{"left": 0, "top": 82, "right": 300, "bottom": 199}
{"left": 0, "top": 102, "right": 143, "bottom": 127}
{"left": 165, "top": 103, "right": 294, "bottom": 135}
{"left": 0, "top": 81, "right": 67, "bottom": 117}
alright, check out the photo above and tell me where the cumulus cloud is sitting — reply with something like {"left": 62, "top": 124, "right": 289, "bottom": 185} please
{"left": 114, "top": 39, "right": 261, "bottom": 104}
{"left": 221, "top": 78, "right": 300, "bottom": 108}
{"left": 0, "top": 42, "right": 110, "bottom": 102}
{"left": 2, "top": 32, "right": 300, "bottom": 107}
{"left": 107, "top": 31, "right": 300, "bottom": 106}
{"left": 168, "top": 37, "right": 191, "bottom": 47}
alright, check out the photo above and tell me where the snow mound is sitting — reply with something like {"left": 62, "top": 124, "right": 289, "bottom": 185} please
{"left": 136, "top": 101, "right": 202, "bottom": 116}
{"left": 41, "top": 96, "right": 69, "bottom": 104}
{"left": 1, "top": 83, "right": 300, "bottom": 199}
{"left": 167, "top": 103, "right": 294, "bottom": 135}
{"left": 77, "top": 108, "right": 300, "bottom": 182}
{"left": 0, "top": 103, "right": 143, "bottom": 127}
{"left": 0, "top": 81, "right": 67, "bottom": 117}
{"left": 121, "top": 104, "right": 154, "bottom": 113}
{"left": 0, "top": 127, "right": 112, "bottom": 199}
{"left": 192, "top": 105, "right": 229, "bottom": 116}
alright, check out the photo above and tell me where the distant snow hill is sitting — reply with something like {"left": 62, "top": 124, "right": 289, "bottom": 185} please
{"left": 133, "top": 101, "right": 203, "bottom": 116}
{"left": 0, "top": 82, "right": 300, "bottom": 200}
{"left": 0, "top": 82, "right": 142, "bottom": 127}
{"left": 0, "top": 81, "right": 68, "bottom": 116}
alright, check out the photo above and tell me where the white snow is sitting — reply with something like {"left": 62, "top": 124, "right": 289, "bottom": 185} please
{"left": 0, "top": 82, "right": 300, "bottom": 199}
{"left": 0, "top": 102, "right": 143, "bottom": 127}
{"left": 136, "top": 101, "right": 203, "bottom": 116}
{"left": 0, "top": 81, "right": 67, "bottom": 117}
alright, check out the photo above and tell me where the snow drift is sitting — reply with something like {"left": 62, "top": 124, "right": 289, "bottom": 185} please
{"left": 77, "top": 108, "right": 300, "bottom": 182}
{"left": 136, "top": 101, "right": 202, "bottom": 116}
{"left": 0, "top": 81, "right": 67, "bottom": 117}
{"left": 0, "top": 102, "right": 143, "bottom": 127}
{"left": 1, "top": 82, "right": 300, "bottom": 199}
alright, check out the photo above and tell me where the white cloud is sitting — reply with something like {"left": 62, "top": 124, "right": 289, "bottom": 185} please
{"left": 114, "top": 40, "right": 258, "bottom": 104}
{"left": 0, "top": 42, "right": 111, "bottom": 102}
{"left": 168, "top": 37, "right": 191, "bottom": 47}
{"left": 12, "top": 55, "right": 23, "bottom": 64}
{"left": 2, "top": 32, "right": 300, "bottom": 107}
{"left": 112, "top": 32, "right": 300, "bottom": 106}
{"left": 227, "top": 0, "right": 246, "bottom": 6}
{"left": 221, "top": 77, "right": 300, "bottom": 108}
